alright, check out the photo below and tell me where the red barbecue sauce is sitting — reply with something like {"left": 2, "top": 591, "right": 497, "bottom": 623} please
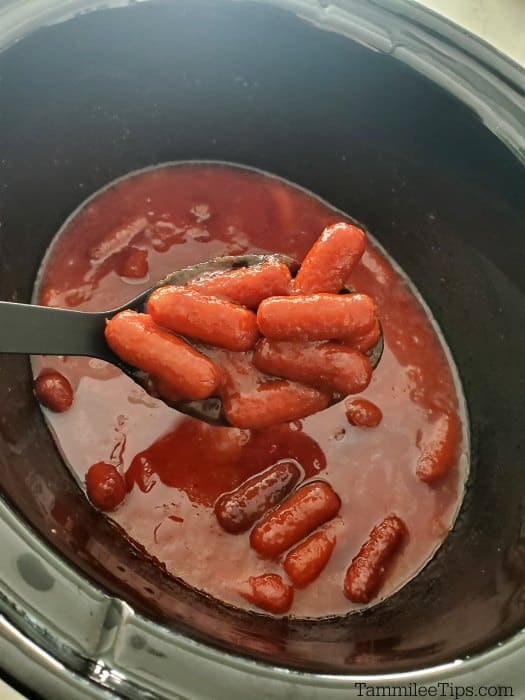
{"left": 32, "top": 163, "right": 468, "bottom": 617}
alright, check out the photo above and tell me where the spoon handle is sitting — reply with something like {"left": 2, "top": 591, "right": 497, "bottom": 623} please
{"left": 0, "top": 302, "right": 112, "bottom": 359}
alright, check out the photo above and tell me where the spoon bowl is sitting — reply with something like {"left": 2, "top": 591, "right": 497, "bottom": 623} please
{"left": 0, "top": 253, "right": 383, "bottom": 425}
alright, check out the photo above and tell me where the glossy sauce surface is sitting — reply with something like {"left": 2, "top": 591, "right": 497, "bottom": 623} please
{"left": 33, "top": 163, "right": 468, "bottom": 618}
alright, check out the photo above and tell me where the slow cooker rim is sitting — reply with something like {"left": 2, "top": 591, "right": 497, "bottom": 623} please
{"left": 2, "top": 494, "right": 525, "bottom": 698}
{"left": 1, "top": 0, "right": 523, "bottom": 159}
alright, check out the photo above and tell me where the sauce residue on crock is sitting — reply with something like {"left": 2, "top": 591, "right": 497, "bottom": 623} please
{"left": 32, "top": 163, "right": 469, "bottom": 618}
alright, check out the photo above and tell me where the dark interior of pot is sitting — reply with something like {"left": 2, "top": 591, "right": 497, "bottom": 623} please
{"left": 1, "top": 0, "right": 524, "bottom": 674}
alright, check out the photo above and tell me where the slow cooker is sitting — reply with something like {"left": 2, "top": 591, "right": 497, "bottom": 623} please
{"left": 1, "top": 1, "right": 524, "bottom": 698}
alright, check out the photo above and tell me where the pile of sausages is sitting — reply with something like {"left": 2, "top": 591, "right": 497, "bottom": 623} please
{"left": 215, "top": 460, "right": 406, "bottom": 613}
{"left": 32, "top": 218, "right": 461, "bottom": 615}
{"left": 105, "top": 222, "right": 380, "bottom": 429}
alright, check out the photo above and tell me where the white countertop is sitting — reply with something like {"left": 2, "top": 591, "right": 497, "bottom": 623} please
{"left": 420, "top": 0, "right": 525, "bottom": 65}
{"left": 0, "top": 681, "right": 24, "bottom": 700}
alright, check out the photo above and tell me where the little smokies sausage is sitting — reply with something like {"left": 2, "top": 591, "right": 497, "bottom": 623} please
{"left": 283, "top": 530, "right": 336, "bottom": 588}
{"left": 240, "top": 573, "right": 294, "bottom": 614}
{"left": 352, "top": 319, "right": 381, "bottom": 353}
{"left": 344, "top": 515, "right": 407, "bottom": 604}
{"left": 250, "top": 481, "right": 341, "bottom": 558}
{"left": 105, "top": 310, "right": 220, "bottom": 400}
{"left": 293, "top": 222, "right": 366, "bottom": 294}
{"left": 253, "top": 339, "right": 372, "bottom": 395}
{"left": 345, "top": 398, "right": 383, "bottom": 427}
{"left": 148, "top": 286, "right": 259, "bottom": 351}
{"left": 257, "top": 293, "right": 376, "bottom": 343}
{"left": 34, "top": 370, "right": 74, "bottom": 412}
{"left": 189, "top": 261, "right": 292, "bottom": 309}
{"left": 215, "top": 461, "right": 301, "bottom": 533}
{"left": 86, "top": 462, "right": 126, "bottom": 511}
{"left": 215, "top": 348, "right": 329, "bottom": 429}
{"left": 222, "top": 380, "right": 330, "bottom": 430}
{"left": 416, "top": 410, "right": 460, "bottom": 484}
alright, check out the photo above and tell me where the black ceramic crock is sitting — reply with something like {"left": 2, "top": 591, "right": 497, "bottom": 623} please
{"left": 0, "top": 1, "right": 524, "bottom": 698}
